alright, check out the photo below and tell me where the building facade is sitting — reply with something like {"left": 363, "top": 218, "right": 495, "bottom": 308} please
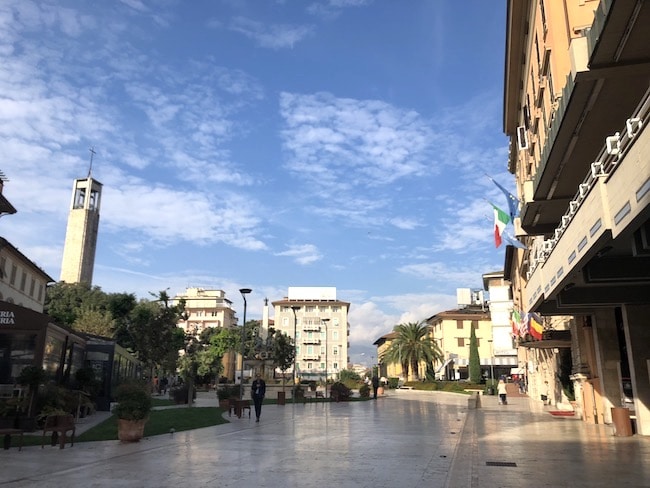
{"left": 60, "top": 176, "right": 102, "bottom": 284}
{"left": 272, "top": 287, "right": 350, "bottom": 382}
{"left": 503, "top": 0, "right": 650, "bottom": 434}
{"left": 172, "top": 287, "right": 238, "bottom": 381}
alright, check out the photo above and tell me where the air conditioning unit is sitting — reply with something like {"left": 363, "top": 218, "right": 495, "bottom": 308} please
{"left": 517, "top": 126, "right": 529, "bottom": 151}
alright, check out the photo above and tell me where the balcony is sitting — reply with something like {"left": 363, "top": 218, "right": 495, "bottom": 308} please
{"left": 302, "top": 338, "right": 321, "bottom": 345}
{"left": 302, "top": 355, "right": 320, "bottom": 361}
{"left": 521, "top": 1, "right": 650, "bottom": 235}
{"left": 523, "top": 89, "right": 650, "bottom": 313}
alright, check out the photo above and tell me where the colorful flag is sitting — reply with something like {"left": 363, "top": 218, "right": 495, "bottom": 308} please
{"left": 510, "top": 309, "right": 521, "bottom": 337}
{"left": 487, "top": 175, "right": 520, "bottom": 221}
{"left": 491, "top": 203, "right": 510, "bottom": 247}
{"left": 529, "top": 313, "right": 544, "bottom": 340}
{"left": 503, "top": 230, "right": 527, "bottom": 250}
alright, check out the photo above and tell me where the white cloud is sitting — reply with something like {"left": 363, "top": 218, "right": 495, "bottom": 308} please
{"left": 274, "top": 244, "right": 322, "bottom": 265}
{"left": 229, "top": 16, "right": 313, "bottom": 49}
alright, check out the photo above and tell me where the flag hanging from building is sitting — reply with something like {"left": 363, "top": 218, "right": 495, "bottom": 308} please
{"left": 528, "top": 312, "right": 544, "bottom": 340}
{"left": 491, "top": 203, "right": 510, "bottom": 247}
{"left": 487, "top": 175, "right": 520, "bottom": 221}
{"left": 510, "top": 309, "right": 521, "bottom": 337}
{"left": 502, "top": 230, "right": 527, "bottom": 250}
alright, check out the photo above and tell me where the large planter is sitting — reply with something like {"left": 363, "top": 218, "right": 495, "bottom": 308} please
{"left": 377, "top": 387, "right": 385, "bottom": 396}
{"left": 117, "top": 418, "right": 147, "bottom": 442}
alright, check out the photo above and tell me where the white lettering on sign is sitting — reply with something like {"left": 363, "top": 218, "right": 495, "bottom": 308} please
{"left": 0, "top": 310, "right": 16, "bottom": 325}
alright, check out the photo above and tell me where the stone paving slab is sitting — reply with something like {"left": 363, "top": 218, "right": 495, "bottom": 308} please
{"left": 1, "top": 389, "right": 649, "bottom": 487}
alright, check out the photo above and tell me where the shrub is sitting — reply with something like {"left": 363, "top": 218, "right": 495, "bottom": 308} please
{"left": 169, "top": 385, "right": 197, "bottom": 404}
{"left": 359, "top": 383, "right": 370, "bottom": 398}
{"left": 216, "top": 385, "right": 239, "bottom": 400}
{"left": 387, "top": 377, "right": 399, "bottom": 389}
{"left": 329, "top": 382, "right": 352, "bottom": 401}
{"left": 112, "top": 382, "right": 152, "bottom": 421}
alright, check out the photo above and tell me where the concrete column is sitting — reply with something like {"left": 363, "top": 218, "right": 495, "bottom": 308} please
{"left": 591, "top": 309, "right": 622, "bottom": 424}
{"left": 622, "top": 305, "right": 650, "bottom": 436}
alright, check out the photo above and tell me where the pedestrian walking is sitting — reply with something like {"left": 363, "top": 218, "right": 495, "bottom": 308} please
{"left": 497, "top": 378, "right": 508, "bottom": 405}
{"left": 372, "top": 374, "right": 380, "bottom": 399}
{"left": 251, "top": 374, "right": 266, "bottom": 422}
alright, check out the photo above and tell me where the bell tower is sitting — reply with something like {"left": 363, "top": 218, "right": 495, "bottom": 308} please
{"left": 60, "top": 149, "right": 103, "bottom": 284}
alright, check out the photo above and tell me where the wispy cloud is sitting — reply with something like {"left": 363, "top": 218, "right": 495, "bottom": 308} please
{"left": 229, "top": 16, "right": 313, "bottom": 49}
{"left": 275, "top": 244, "right": 322, "bottom": 265}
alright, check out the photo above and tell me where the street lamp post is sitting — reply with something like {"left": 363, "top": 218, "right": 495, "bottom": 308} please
{"left": 291, "top": 306, "right": 301, "bottom": 387}
{"left": 239, "top": 288, "right": 252, "bottom": 400}
{"left": 322, "top": 318, "right": 330, "bottom": 397}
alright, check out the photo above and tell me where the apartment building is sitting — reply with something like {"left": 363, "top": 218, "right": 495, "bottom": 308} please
{"left": 173, "top": 287, "right": 238, "bottom": 381}
{"left": 503, "top": 0, "right": 650, "bottom": 434}
{"left": 272, "top": 287, "right": 350, "bottom": 382}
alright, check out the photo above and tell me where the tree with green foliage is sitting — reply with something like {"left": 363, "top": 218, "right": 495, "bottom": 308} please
{"left": 128, "top": 291, "right": 185, "bottom": 379}
{"left": 271, "top": 332, "right": 295, "bottom": 393}
{"left": 73, "top": 305, "right": 115, "bottom": 336}
{"left": 381, "top": 321, "right": 443, "bottom": 381}
{"left": 468, "top": 324, "right": 481, "bottom": 383}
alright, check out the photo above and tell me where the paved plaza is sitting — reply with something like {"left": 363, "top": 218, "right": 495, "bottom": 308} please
{"left": 1, "top": 390, "right": 648, "bottom": 487}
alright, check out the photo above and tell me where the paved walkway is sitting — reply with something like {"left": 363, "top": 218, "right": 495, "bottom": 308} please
{"left": 1, "top": 390, "right": 648, "bottom": 487}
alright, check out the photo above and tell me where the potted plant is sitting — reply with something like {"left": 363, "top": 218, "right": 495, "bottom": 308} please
{"left": 112, "top": 382, "right": 152, "bottom": 442}
{"left": 216, "top": 386, "right": 237, "bottom": 408}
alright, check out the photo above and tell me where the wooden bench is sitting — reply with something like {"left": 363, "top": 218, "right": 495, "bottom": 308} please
{"left": 42, "top": 414, "right": 75, "bottom": 449}
{"left": 0, "top": 428, "right": 24, "bottom": 451}
{"left": 228, "top": 399, "right": 251, "bottom": 418}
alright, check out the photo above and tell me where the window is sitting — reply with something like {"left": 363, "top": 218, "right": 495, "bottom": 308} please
{"left": 74, "top": 188, "right": 86, "bottom": 209}
{"left": 282, "top": 317, "right": 289, "bottom": 327}
{"left": 29, "top": 278, "right": 35, "bottom": 297}
{"left": 320, "top": 346, "right": 325, "bottom": 354}
{"left": 332, "top": 306, "right": 339, "bottom": 312}
{"left": 471, "top": 320, "right": 478, "bottom": 330}
{"left": 333, "top": 362, "right": 339, "bottom": 370}
{"left": 332, "top": 331, "right": 339, "bottom": 340}
{"left": 456, "top": 320, "right": 463, "bottom": 329}
{"left": 307, "top": 363, "right": 312, "bottom": 370}
{"left": 9, "top": 265, "right": 16, "bottom": 285}
{"left": 306, "top": 306, "right": 315, "bottom": 312}
{"left": 333, "top": 346, "right": 339, "bottom": 355}
{"left": 0, "top": 256, "right": 5, "bottom": 279}
{"left": 457, "top": 338, "right": 465, "bottom": 347}
{"left": 333, "top": 318, "right": 340, "bottom": 326}
{"left": 20, "top": 271, "right": 26, "bottom": 292}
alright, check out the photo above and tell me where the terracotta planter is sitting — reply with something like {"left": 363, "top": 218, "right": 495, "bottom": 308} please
{"left": 117, "top": 418, "right": 147, "bottom": 442}
{"left": 377, "top": 387, "right": 385, "bottom": 396}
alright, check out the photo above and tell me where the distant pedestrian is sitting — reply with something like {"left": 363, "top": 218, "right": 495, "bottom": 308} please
{"left": 160, "top": 376, "right": 169, "bottom": 395}
{"left": 497, "top": 378, "right": 508, "bottom": 405}
{"left": 251, "top": 374, "right": 266, "bottom": 422}
{"left": 372, "top": 374, "right": 380, "bottom": 399}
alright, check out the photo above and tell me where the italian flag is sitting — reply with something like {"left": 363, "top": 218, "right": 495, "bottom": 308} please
{"left": 492, "top": 203, "right": 510, "bottom": 247}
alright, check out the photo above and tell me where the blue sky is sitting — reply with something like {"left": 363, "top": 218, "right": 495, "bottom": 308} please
{"left": 0, "top": 0, "right": 511, "bottom": 364}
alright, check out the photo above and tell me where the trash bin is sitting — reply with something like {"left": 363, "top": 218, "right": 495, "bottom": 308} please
{"left": 277, "top": 391, "right": 286, "bottom": 405}
{"left": 487, "top": 387, "right": 495, "bottom": 396}
{"left": 611, "top": 407, "right": 633, "bottom": 436}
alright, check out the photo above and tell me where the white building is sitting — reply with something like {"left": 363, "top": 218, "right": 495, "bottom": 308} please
{"left": 172, "top": 287, "right": 238, "bottom": 381}
{"left": 272, "top": 287, "right": 350, "bottom": 382}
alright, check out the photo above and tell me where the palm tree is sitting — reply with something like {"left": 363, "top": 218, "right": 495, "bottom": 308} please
{"left": 381, "top": 321, "right": 442, "bottom": 381}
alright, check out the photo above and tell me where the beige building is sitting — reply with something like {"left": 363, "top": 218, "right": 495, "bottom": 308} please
{"left": 504, "top": 1, "right": 650, "bottom": 434}
{"left": 272, "top": 287, "right": 350, "bottom": 382}
{"left": 0, "top": 177, "right": 52, "bottom": 313}
{"left": 172, "top": 288, "right": 238, "bottom": 381}
{"left": 60, "top": 176, "right": 102, "bottom": 285}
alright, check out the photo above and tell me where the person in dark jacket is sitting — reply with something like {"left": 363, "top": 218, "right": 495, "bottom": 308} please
{"left": 372, "top": 374, "right": 380, "bottom": 399}
{"left": 251, "top": 374, "right": 266, "bottom": 422}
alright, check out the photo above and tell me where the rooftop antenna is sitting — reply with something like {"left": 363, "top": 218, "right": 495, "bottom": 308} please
{"left": 88, "top": 146, "right": 96, "bottom": 178}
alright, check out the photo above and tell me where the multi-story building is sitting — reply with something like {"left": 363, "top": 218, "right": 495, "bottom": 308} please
{"left": 272, "top": 287, "right": 350, "bottom": 382}
{"left": 173, "top": 287, "right": 238, "bottom": 380}
{"left": 503, "top": 0, "right": 650, "bottom": 435}
{"left": 426, "top": 304, "right": 492, "bottom": 381}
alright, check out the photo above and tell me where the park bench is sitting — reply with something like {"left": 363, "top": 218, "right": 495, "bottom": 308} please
{"left": 42, "top": 414, "right": 75, "bottom": 449}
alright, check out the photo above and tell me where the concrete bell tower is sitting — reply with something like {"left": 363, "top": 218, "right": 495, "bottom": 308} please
{"left": 60, "top": 150, "right": 103, "bottom": 284}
